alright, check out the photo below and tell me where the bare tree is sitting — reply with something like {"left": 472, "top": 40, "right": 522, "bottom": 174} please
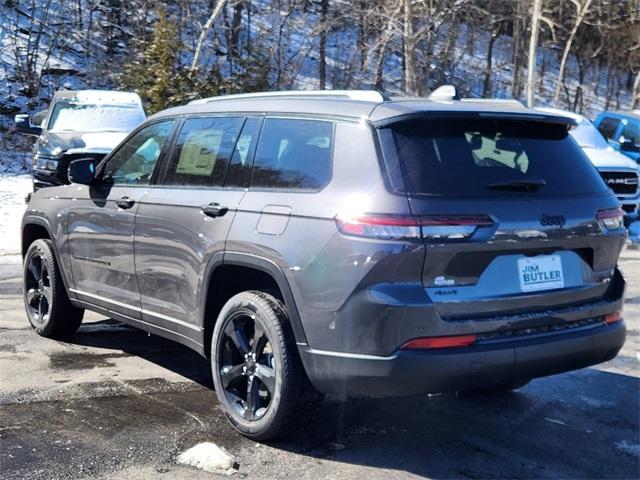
{"left": 190, "top": 0, "right": 228, "bottom": 74}
{"left": 526, "top": 0, "right": 543, "bottom": 107}
{"left": 553, "top": 0, "right": 593, "bottom": 104}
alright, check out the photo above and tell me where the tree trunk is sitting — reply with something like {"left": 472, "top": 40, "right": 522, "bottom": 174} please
{"left": 403, "top": 0, "right": 418, "bottom": 95}
{"left": 632, "top": 70, "right": 640, "bottom": 109}
{"left": 319, "top": 0, "right": 328, "bottom": 89}
{"left": 483, "top": 24, "right": 500, "bottom": 98}
{"left": 190, "top": 0, "right": 227, "bottom": 74}
{"left": 553, "top": 0, "right": 592, "bottom": 105}
{"left": 526, "top": 0, "right": 542, "bottom": 107}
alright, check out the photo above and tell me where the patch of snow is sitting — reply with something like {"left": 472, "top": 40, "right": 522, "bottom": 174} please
{"left": 578, "top": 395, "right": 615, "bottom": 408}
{"left": 615, "top": 440, "right": 640, "bottom": 457}
{"left": 176, "top": 442, "right": 237, "bottom": 475}
{"left": 544, "top": 417, "right": 567, "bottom": 426}
{"left": 0, "top": 173, "right": 31, "bottom": 255}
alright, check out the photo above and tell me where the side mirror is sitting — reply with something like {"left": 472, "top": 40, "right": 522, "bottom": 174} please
{"left": 68, "top": 158, "right": 96, "bottom": 185}
{"left": 14, "top": 113, "right": 43, "bottom": 136}
{"left": 32, "top": 110, "right": 48, "bottom": 127}
{"left": 620, "top": 139, "right": 639, "bottom": 152}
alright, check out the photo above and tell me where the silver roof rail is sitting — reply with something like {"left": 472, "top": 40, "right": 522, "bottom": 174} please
{"left": 461, "top": 98, "right": 525, "bottom": 107}
{"left": 188, "top": 90, "right": 388, "bottom": 105}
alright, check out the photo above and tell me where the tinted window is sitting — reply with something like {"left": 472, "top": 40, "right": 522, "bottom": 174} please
{"left": 101, "top": 120, "right": 174, "bottom": 185}
{"left": 164, "top": 117, "right": 244, "bottom": 187}
{"left": 597, "top": 117, "right": 621, "bottom": 140}
{"left": 225, "top": 118, "right": 262, "bottom": 188}
{"left": 379, "top": 117, "right": 607, "bottom": 197}
{"left": 620, "top": 120, "right": 640, "bottom": 145}
{"left": 252, "top": 118, "right": 333, "bottom": 190}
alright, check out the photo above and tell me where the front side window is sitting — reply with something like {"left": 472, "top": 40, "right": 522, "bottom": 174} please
{"left": 597, "top": 117, "right": 621, "bottom": 140}
{"left": 251, "top": 118, "right": 333, "bottom": 190}
{"left": 100, "top": 120, "right": 174, "bottom": 185}
{"left": 164, "top": 117, "right": 244, "bottom": 187}
{"left": 620, "top": 120, "right": 640, "bottom": 145}
{"left": 379, "top": 117, "right": 607, "bottom": 197}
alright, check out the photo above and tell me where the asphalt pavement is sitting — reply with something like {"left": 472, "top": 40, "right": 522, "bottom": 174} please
{"left": 0, "top": 251, "right": 638, "bottom": 479}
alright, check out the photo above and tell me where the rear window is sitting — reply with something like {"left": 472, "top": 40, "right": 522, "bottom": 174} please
{"left": 379, "top": 117, "right": 607, "bottom": 197}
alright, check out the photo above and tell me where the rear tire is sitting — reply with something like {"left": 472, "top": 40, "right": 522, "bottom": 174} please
{"left": 211, "top": 291, "right": 317, "bottom": 441}
{"left": 23, "top": 239, "right": 84, "bottom": 338}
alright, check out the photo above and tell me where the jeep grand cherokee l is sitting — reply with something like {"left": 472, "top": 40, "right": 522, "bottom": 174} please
{"left": 21, "top": 89, "right": 626, "bottom": 440}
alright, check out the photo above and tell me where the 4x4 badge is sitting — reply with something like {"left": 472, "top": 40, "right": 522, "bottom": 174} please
{"left": 540, "top": 213, "right": 566, "bottom": 227}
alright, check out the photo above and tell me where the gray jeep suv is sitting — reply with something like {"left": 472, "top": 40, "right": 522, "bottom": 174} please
{"left": 21, "top": 89, "right": 627, "bottom": 440}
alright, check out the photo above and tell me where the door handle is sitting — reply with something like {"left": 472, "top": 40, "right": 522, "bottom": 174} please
{"left": 201, "top": 203, "right": 229, "bottom": 218}
{"left": 116, "top": 196, "right": 135, "bottom": 209}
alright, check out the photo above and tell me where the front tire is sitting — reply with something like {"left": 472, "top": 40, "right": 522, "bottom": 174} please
{"left": 211, "top": 291, "right": 315, "bottom": 441}
{"left": 23, "top": 239, "right": 84, "bottom": 338}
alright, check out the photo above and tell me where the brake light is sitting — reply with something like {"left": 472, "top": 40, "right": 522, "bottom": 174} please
{"left": 604, "top": 311, "right": 622, "bottom": 325}
{"left": 401, "top": 334, "right": 477, "bottom": 349}
{"left": 597, "top": 208, "right": 624, "bottom": 230}
{"left": 335, "top": 214, "right": 493, "bottom": 240}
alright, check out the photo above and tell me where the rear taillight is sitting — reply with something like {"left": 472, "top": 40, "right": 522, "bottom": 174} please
{"left": 401, "top": 334, "right": 477, "bottom": 350}
{"left": 335, "top": 215, "right": 421, "bottom": 240}
{"left": 335, "top": 214, "right": 493, "bottom": 241}
{"left": 597, "top": 208, "right": 624, "bottom": 230}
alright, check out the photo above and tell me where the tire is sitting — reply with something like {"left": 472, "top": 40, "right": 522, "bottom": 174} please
{"left": 23, "top": 239, "right": 84, "bottom": 338}
{"left": 211, "top": 291, "right": 317, "bottom": 441}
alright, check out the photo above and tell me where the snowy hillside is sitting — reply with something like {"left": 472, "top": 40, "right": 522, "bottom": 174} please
{"left": 0, "top": 0, "right": 638, "bottom": 174}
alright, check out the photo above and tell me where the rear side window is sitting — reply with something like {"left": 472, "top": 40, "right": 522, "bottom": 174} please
{"left": 251, "top": 118, "right": 333, "bottom": 190}
{"left": 379, "top": 117, "right": 607, "bottom": 197}
{"left": 225, "top": 118, "right": 261, "bottom": 188}
{"left": 597, "top": 116, "right": 621, "bottom": 140}
{"left": 164, "top": 117, "right": 244, "bottom": 187}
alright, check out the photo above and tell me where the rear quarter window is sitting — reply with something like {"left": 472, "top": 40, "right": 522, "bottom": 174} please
{"left": 251, "top": 118, "right": 333, "bottom": 190}
{"left": 379, "top": 117, "right": 608, "bottom": 197}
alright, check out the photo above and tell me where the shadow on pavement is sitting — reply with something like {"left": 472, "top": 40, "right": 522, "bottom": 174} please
{"left": 63, "top": 319, "right": 213, "bottom": 388}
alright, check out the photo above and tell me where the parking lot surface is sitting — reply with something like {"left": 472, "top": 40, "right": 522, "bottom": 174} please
{"left": 0, "top": 251, "right": 638, "bottom": 479}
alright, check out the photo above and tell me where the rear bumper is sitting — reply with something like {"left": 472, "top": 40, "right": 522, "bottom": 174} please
{"left": 300, "top": 321, "right": 625, "bottom": 396}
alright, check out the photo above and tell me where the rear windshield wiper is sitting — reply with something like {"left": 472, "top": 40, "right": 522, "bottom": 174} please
{"left": 484, "top": 179, "right": 546, "bottom": 192}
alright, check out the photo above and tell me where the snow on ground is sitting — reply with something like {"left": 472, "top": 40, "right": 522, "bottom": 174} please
{"left": 0, "top": 173, "right": 32, "bottom": 255}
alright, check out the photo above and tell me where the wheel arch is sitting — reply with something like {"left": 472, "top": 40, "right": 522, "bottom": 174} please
{"left": 22, "top": 216, "right": 74, "bottom": 301}
{"left": 200, "top": 252, "right": 308, "bottom": 358}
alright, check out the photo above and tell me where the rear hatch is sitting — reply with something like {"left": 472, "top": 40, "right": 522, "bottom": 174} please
{"left": 377, "top": 114, "right": 626, "bottom": 324}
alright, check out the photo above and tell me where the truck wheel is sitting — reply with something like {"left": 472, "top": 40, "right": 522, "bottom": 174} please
{"left": 23, "top": 239, "right": 84, "bottom": 338}
{"left": 211, "top": 291, "right": 315, "bottom": 441}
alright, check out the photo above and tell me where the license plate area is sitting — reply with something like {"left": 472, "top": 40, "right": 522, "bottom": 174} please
{"left": 517, "top": 255, "right": 564, "bottom": 293}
